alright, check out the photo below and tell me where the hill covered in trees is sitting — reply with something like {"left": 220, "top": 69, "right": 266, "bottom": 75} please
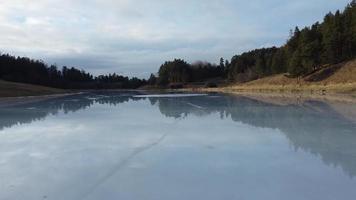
{"left": 153, "top": 1, "right": 356, "bottom": 86}
{"left": 0, "top": 54, "right": 146, "bottom": 89}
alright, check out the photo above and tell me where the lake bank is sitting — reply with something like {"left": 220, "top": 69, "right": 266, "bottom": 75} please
{"left": 194, "top": 85, "right": 356, "bottom": 103}
{"left": 180, "top": 87, "right": 356, "bottom": 105}
{"left": 0, "top": 79, "right": 81, "bottom": 107}
{"left": 2, "top": 87, "right": 355, "bottom": 108}
{"left": 0, "top": 79, "right": 66, "bottom": 98}
{"left": 0, "top": 93, "right": 83, "bottom": 108}
{"left": 184, "top": 59, "right": 356, "bottom": 102}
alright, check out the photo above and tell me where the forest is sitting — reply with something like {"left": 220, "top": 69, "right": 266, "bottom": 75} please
{"left": 0, "top": 54, "right": 146, "bottom": 89}
{"left": 154, "top": 1, "right": 356, "bottom": 85}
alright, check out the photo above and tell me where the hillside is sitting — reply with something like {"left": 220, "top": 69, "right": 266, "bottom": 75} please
{"left": 0, "top": 80, "right": 65, "bottom": 97}
{"left": 211, "top": 59, "right": 356, "bottom": 95}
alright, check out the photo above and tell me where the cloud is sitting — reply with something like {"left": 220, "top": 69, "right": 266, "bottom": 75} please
{"left": 0, "top": 0, "right": 351, "bottom": 77}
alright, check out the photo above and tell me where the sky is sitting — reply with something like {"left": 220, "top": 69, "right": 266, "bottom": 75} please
{"left": 0, "top": 0, "right": 351, "bottom": 78}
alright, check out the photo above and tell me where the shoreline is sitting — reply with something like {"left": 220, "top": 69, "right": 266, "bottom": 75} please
{"left": 0, "top": 93, "right": 82, "bottom": 108}
{"left": 1, "top": 87, "right": 356, "bottom": 108}
{"left": 182, "top": 86, "right": 356, "bottom": 104}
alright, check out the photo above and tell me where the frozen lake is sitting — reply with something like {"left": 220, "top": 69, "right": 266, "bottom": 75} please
{"left": 0, "top": 92, "right": 356, "bottom": 200}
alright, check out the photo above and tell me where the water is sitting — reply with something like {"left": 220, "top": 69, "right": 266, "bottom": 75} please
{"left": 0, "top": 92, "right": 356, "bottom": 200}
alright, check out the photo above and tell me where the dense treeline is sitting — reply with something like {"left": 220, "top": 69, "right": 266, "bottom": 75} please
{"left": 155, "top": 1, "right": 356, "bottom": 85}
{"left": 260, "top": 0, "right": 356, "bottom": 78}
{"left": 0, "top": 54, "right": 146, "bottom": 89}
{"left": 153, "top": 59, "right": 225, "bottom": 86}
{"left": 228, "top": 47, "right": 279, "bottom": 82}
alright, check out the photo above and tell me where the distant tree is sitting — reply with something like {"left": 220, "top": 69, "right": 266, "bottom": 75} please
{"left": 321, "top": 12, "right": 340, "bottom": 64}
{"left": 158, "top": 59, "right": 191, "bottom": 85}
{"left": 288, "top": 49, "right": 305, "bottom": 76}
{"left": 271, "top": 48, "right": 287, "bottom": 74}
{"left": 218, "top": 57, "right": 225, "bottom": 76}
{"left": 219, "top": 57, "right": 225, "bottom": 69}
{"left": 148, "top": 73, "right": 157, "bottom": 85}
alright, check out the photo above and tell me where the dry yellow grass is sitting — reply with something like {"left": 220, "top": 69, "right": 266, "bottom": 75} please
{"left": 222, "top": 59, "right": 356, "bottom": 95}
{"left": 0, "top": 80, "right": 65, "bottom": 97}
{"left": 321, "top": 60, "right": 356, "bottom": 83}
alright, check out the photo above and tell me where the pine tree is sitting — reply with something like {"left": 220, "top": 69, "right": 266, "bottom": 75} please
{"left": 288, "top": 49, "right": 305, "bottom": 76}
{"left": 271, "top": 48, "right": 287, "bottom": 74}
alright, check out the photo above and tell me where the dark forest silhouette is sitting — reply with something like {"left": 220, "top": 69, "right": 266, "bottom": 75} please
{"left": 0, "top": 54, "right": 147, "bottom": 89}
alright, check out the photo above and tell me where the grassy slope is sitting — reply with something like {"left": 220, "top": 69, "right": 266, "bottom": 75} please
{"left": 0, "top": 80, "right": 65, "bottom": 97}
{"left": 223, "top": 59, "right": 356, "bottom": 94}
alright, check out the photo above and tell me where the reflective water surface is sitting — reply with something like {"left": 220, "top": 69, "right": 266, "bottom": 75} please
{"left": 0, "top": 92, "right": 356, "bottom": 200}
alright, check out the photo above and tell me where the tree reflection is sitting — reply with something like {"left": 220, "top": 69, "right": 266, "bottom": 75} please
{"left": 153, "top": 94, "right": 356, "bottom": 178}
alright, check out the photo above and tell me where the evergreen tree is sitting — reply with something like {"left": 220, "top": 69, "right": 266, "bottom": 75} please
{"left": 148, "top": 73, "right": 157, "bottom": 85}
{"left": 271, "top": 48, "right": 287, "bottom": 74}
